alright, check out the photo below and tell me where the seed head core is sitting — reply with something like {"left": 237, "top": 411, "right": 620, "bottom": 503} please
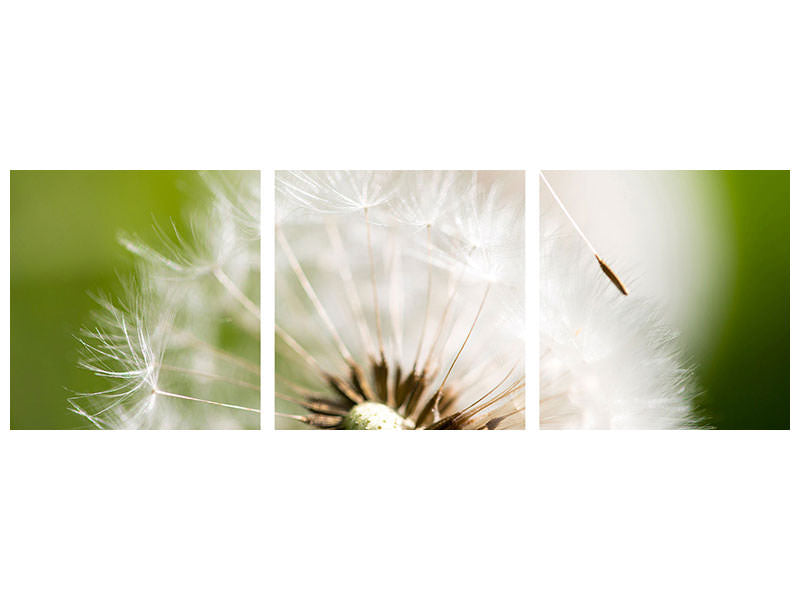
{"left": 343, "top": 402, "right": 408, "bottom": 430}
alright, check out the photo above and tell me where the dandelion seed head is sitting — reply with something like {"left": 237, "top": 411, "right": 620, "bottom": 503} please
{"left": 276, "top": 170, "right": 525, "bottom": 430}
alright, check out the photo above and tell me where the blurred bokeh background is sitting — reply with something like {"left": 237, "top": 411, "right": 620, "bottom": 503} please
{"left": 702, "top": 172, "right": 789, "bottom": 429}
{"left": 543, "top": 171, "right": 789, "bottom": 429}
{"left": 10, "top": 171, "right": 213, "bottom": 429}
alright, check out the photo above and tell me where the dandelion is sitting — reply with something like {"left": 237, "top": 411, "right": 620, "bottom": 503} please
{"left": 276, "top": 170, "right": 525, "bottom": 430}
{"left": 71, "top": 171, "right": 260, "bottom": 429}
{"left": 539, "top": 172, "right": 699, "bottom": 429}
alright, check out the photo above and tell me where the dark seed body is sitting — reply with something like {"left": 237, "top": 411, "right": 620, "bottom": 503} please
{"left": 595, "top": 254, "right": 628, "bottom": 296}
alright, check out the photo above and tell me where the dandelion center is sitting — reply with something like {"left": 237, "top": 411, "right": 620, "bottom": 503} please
{"left": 342, "top": 402, "right": 409, "bottom": 430}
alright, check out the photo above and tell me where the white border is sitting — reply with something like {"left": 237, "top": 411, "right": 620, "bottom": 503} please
{"left": 3, "top": 1, "right": 798, "bottom": 598}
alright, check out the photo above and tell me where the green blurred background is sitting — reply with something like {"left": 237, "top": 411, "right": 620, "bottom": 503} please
{"left": 10, "top": 171, "right": 209, "bottom": 429}
{"left": 694, "top": 171, "right": 790, "bottom": 429}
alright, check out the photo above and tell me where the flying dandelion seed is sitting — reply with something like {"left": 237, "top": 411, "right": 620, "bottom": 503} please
{"left": 276, "top": 170, "right": 525, "bottom": 430}
{"left": 539, "top": 172, "right": 700, "bottom": 429}
{"left": 71, "top": 171, "right": 261, "bottom": 429}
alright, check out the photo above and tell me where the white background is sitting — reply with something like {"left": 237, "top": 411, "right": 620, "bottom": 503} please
{"left": 1, "top": 1, "right": 797, "bottom": 598}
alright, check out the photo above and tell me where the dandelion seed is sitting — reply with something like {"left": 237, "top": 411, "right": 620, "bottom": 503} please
{"left": 276, "top": 170, "right": 525, "bottom": 430}
{"left": 71, "top": 171, "right": 260, "bottom": 429}
{"left": 540, "top": 171, "right": 629, "bottom": 296}
{"left": 594, "top": 255, "right": 629, "bottom": 296}
{"left": 539, "top": 174, "right": 699, "bottom": 429}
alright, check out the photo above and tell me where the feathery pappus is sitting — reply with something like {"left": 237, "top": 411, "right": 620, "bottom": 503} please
{"left": 276, "top": 170, "right": 525, "bottom": 430}
{"left": 539, "top": 172, "right": 700, "bottom": 429}
{"left": 71, "top": 171, "right": 260, "bottom": 429}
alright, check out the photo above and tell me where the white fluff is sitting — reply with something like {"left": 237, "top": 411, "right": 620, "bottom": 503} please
{"left": 540, "top": 187, "right": 699, "bottom": 429}
{"left": 71, "top": 172, "right": 260, "bottom": 429}
{"left": 276, "top": 170, "right": 525, "bottom": 429}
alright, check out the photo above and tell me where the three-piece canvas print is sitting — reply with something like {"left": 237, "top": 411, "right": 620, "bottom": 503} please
{"left": 9, "top": 170, "right": 790, "bottom": 429}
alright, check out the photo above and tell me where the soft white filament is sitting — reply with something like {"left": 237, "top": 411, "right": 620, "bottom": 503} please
{"left": 276, "top": 170, "right": 525, "bottom": 429}
{"left": 72, "top": 172, "right": 260, "bottom": 429}
{"left": 540, "top": 183, "right": 698, "bottom": 429}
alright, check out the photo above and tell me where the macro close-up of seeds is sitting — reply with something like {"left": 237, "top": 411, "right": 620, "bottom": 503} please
{"left": 70, "top": 171, "right": 261, "bottom": 429}
{"left": 276, "top": 171, "right": 525, "bottom": 430}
